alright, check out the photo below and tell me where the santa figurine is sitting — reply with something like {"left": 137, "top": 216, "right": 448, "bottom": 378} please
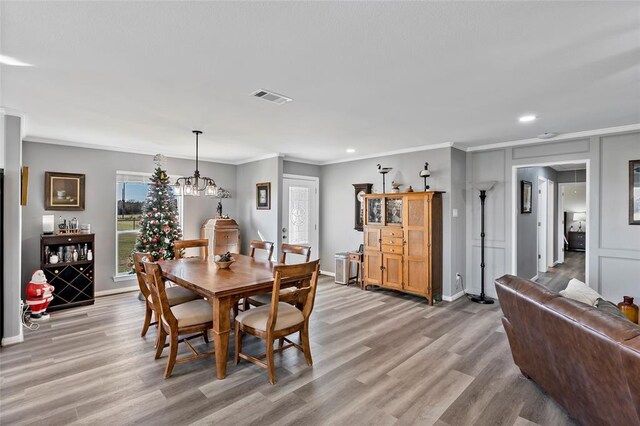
{"left": 26, "top": 270, "right": 55, "bottom": 321}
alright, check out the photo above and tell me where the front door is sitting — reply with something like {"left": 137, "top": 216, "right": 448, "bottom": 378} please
{"left": 281, "top": 175, "right": 319, "bottom": 263}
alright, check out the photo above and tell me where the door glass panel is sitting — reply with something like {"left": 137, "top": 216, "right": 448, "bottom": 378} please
{"left": 367, "top": 198, "right": 382, "bottom": 224}
{"left": 386, "top": 198, "right": 403, "bottom": 224}
{"left": 288, "top": 186, "right": 309, "bottom": 244}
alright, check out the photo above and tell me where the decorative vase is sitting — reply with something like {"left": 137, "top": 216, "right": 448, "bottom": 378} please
{"left": 617, "top": 296, "right": 639, "bottom": 324}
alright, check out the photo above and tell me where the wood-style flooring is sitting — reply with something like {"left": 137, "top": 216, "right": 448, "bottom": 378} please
{"left": 535, "top": 251, "right": 585, "bottom": 293}
{"left": 0, "top": 276, "right": 576, "bottom": 426}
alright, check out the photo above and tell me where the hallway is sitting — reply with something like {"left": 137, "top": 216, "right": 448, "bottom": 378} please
{"left": 535, "top": 251, "right": 585, "bottom": 293}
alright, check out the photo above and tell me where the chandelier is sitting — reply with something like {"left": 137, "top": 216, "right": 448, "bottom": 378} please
{"left": 173, "top": 130, "right": 217, "bottom": 196}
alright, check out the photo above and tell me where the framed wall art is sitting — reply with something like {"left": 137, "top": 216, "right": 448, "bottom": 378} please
{"left": 256, "top": 182, "right": 271, "bottom": 210}
{"left": 520, "top": 180, "right": 532, "bottom": 214}
{"left": 630, "top": 159, "right": 640, "bottom": 225}
{"left": 45, "top": 171, "right": 85, "bottom": 211}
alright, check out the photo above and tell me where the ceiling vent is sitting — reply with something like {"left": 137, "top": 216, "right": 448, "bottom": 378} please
{"left": 251, "top": 89, "right": 293, "bottom": 105}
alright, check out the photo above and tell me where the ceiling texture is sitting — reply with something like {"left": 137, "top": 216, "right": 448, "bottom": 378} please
{"left": 1, "top": 1, "right": 639, "bottom": 164}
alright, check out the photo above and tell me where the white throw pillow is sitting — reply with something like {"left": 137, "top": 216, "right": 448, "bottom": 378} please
{"left": 559, "top": 278, "right": 602, "bottom": 306}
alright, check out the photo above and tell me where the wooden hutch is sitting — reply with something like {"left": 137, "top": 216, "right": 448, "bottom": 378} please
{"left": 201, "top": 218, "right": 240, "bottom": 256}
{"left": 362, "top": 191, "right": 444, "bottom": 305}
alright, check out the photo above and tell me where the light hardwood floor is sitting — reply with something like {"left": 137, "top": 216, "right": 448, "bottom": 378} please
{"left": 0, "top": 276, "right": 576, "bottom": 425}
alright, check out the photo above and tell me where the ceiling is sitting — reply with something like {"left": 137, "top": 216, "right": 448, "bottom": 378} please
{"left": 551, "top": 163, "right": 587, "bottom": 172}
{"left": 1, "top": 2, "right": 639, "bottom": 164}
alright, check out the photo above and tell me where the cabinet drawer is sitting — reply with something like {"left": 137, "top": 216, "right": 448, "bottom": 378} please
{"left": 381, "top": 244, "right": 402, "bottom": 254}
{"left": 43, "top": 234, "right": 94, "bottom": 245}
{"left": 381, "top": 236, "right": 403, "bottom": 246}
{"left": 216, "top": 230, "right": 238, "bottom": 242}
{"left": 381, "top": 229, "right": 402, "bottom": 239}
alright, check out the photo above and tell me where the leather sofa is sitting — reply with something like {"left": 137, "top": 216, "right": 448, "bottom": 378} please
{"left": 495, "top": 275, "right": 640, "bottom": 426}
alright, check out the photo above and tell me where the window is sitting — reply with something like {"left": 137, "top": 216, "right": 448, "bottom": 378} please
{"left": 115, "top": 172, "right": 183, "bottom": 277}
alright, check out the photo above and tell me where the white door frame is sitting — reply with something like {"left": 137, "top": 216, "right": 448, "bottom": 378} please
{"left": 282, "top": 174, "right": 320, "bottom": 260}
{"left": 547, "top": 179, "right": 555, "bottom": 267}
{"left": 537, "top": 177, "right": 548, "bottom": 273}
{"left": 557, "top": 183, "right": 565, "bottom": 264}
{"left": 511, "top": 159, "right": 590, "bottom": 285}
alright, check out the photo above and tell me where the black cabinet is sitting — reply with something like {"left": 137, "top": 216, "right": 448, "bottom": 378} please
{"left": 568, "top": 231, "right": 586, "bottom": 252}
{"left": 41, "top": 234, "right": 95, "bottom": 310}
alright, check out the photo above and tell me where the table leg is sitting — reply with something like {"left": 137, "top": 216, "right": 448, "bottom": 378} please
{"left": 213, "top": 296, "right": 231, "bottom": 379}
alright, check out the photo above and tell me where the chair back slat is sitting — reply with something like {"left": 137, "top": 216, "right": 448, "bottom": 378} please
{"left": 143, "top": 262, "right": 177, "bottom": 327}
{"left": 250, "top": 240, "right": 275, "bottom": 260}
{"left": 174, "top": 239, "right": 209, "bottom": 260}
{"left": 280, "top": 244, "right": 311, "bottom": 263}
{"left": 133, "top": 252, "right": 155, "bottom": 299}
{"left": 266, "top": 260, "right": 320, "bottom": 333}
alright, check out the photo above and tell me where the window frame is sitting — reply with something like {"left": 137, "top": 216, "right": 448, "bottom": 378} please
{"left": 114, "top": 171, "right": 184, "bottom": 279}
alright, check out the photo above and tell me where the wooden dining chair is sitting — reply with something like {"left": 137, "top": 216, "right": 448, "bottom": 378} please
{"left": 280, "top": 243, "right": 311, "bottom": 263}
{"left": 132, "top": 252, "right": 200, "bottom": 338}
{"left": 234, "top": 260, "right": 320, "bottom": 384}
{"left": 143, "top": 262, "right": 215, "bottom": 379}
{"left": 244, "top": 244, "right": 312, "bottom": 309}
{"left": 250, "top": 240, "right": 275, "bottom": 260}
{"left": 174, "top": 239, "right": 209, "bottom": 260}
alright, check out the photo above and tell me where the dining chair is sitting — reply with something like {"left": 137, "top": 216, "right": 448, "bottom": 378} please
{"left": 234, "top": 260, "right": 320, "bottom": 384}
{"left": 244, "top": 244, "right": 312, "bottom": 309}
{"left": 280, "top": 243, "right": 311, "bottom": 263}
{"left": 250, "top": 240, "right": 275, "bottom": 260}
{"left": 143, "top": 262, "right": 215, "bottom": 379}
{"left": 132, "top": 252, "right": 200, "bottom": 338}
{"left": 174, "top": 239, "right": 209, "bottom": 260}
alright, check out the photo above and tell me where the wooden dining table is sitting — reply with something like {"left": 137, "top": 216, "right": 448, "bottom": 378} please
{"left": 158, "top": 254, "right": 275, "bottom": 379}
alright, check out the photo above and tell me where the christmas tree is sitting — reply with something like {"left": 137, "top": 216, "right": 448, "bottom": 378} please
{"left": 130, "top": 155, "right": 182, "bottom": 266}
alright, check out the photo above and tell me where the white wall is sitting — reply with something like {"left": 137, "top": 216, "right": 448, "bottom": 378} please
{"left": 562, "top": 182, "right": 587, "bottom": 231}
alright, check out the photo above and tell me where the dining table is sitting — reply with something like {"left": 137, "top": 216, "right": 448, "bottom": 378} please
{"left": 158, "top": 254, "right": 275, "bottom": 379}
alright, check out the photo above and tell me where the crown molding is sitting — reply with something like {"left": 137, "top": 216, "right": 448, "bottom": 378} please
{"left": 24, "top": 136, "right": 239, "bottom": 165}
{"left": 464, "top": 123, "right": 640, "bottom": 152}
{"left": 234, "top": 153, "right": 283, "bottom": 165}
{"left": 320, "top": 141, "right": 455, "bottom": 165}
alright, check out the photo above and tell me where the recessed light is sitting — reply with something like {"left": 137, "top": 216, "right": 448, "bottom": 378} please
{"left": 518, "top": 115, "right": 537, "bottom": 123}
{"left": 346, "top": 148, "right": 356, "bottom": 153}
{"left": 0, "top": 54, "right": 32, "bottom": 67}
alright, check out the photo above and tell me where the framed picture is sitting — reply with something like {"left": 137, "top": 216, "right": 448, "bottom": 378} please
{"left": 45, "top": 172, "right": 85, "bottom": 211}
{"left": 630, "top": 159, "right": 640, "bottom": 225}
{"left": 520, "top": 180, "right": 532, "bottom": 214}
{"left": 20, "top": 166, "right": 29, "bottom": 206}
{"left": 256, "top": 182, "right": 271, "bottom": 210}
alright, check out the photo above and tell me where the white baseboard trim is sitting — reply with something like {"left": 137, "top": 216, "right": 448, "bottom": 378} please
{"left": 443, "top": 291, "right": 465, "bottom": 302}
{"left": 2, "top": 332, "right": 24, "bottom": 346}
{"left": 320, "top": 270, "right": 335, "bottom": 277}
{"left": 95, "top": 285, "right": 139, "bottom": 297}
{"left": 530, "top": 274, "right": 539, "bottom": 281}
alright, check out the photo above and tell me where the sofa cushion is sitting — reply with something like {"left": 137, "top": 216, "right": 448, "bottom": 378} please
{"left": 559, "top": 278, "right": 601, "bottom": 306}
{"left": 595, "top": 298, "right": 627, "bottom": 320}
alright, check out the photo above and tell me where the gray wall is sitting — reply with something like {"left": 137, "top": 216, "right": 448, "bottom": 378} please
{"left": 3, "top": 115, "right": 23, "bottom": 344}
{"left": 21, "top": 141, "right": 237, "bottom": 294}
{"left": 236, "top": 156, "right": 282, "bottom": 259}
{"left": 466, "top": 131, "right": 640, "bottom": 302}
{"left": 320, "top": 147, "right": 465, "bottom": 299}
{"left": 557, "top": 169, "right": 586, "bottom": 183}
{"left": 516, "top": 166, "right": 557, "bottom": 280}
{"left": 283, "top": 160, "right": 321, "bottom": 178}
{"left": 450, "top": 148, "right": 467, "bottom": 295}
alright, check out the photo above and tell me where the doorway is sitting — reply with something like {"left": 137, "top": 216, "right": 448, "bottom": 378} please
{"left": 513, "top": 161, "right": 588, "bottom": 290}
{"left": 281, "top": 174, "right": 319, "bottom": 263}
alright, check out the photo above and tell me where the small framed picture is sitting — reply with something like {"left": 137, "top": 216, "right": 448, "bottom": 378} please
{"left": 521, "top": 180, "right": 532, "bottom": 214}
{"left": 45, "top": 172, "right": 85, "bottom": 211}
{"left": 630, "top": 159, "right": 640, "bottom": 225}
{"left": 256, "top": 182, "right": 271, "bottom": 210}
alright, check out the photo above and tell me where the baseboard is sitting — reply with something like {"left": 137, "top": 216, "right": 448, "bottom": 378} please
{"left": 320, "top": 270, "right": 335, "bottom": 277}
{"left": 2, "top": 332, "right": 24, "bottom": 346}
{"left": 530, "top": 274, "right": 539, "bottom": 281}
{"left": 443, "top": 291, "right": 465, "bottom": 302}
{"left": 95, "top": 285, "right": 139, "bottom": 297}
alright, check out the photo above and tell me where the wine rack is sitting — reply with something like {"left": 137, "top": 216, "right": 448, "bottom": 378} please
{"left": 40, "top": 233, "right": 95, "bottom": 310}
